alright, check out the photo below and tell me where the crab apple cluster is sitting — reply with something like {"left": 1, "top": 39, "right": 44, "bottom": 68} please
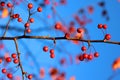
{"left": 11, "top": 13, "right": 24, "bottom": 23}
{"left": 78, "top": 52, "right": 99, "bottom": 61}
{"left": 28, "top": 3, "right": 42, "bottom": 12}
{"left": 97, "top": 24, "right": 107, "bottom": 29}
{"left": 43, "top": 46, "right": 55, "bottom": 58}
{"left": 78, "top": 46, "right": 99, "bottom": 62}
{"left": 4, "top": 53, "right": 19, "bottom": 64}
{"left": 23, "top": 3, "right": 42, "bottom": 34}
{"left": 0, "top": 2, "right": 13, "bottom": 8}
{"left": 0, "top": 53, "right": 19, "bottom": 79}
{"left": 97, "top": 24, "right": 111, "bottom": 40}
{"left": 0, "top": 2, "right": 42, "bottom": 34}
{"left": 50, "top": 49, "right": 55, "bottom": 58}
{"left": 1, "top": 68, "right": 13, "bottom": 79}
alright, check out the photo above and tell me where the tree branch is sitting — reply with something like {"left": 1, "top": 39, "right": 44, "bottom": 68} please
{"left": 13, "top": 38, "right": 26, "bottom": 80}
{"left": 0, "top": 35, "right": 119, "bottom": 45}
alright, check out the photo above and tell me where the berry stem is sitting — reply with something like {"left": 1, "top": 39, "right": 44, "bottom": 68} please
{"left": 24, "top": 9, "right": 31, "bottom": 36}
{"left": 2, "top": 8, "right": 13, "bottom": 37}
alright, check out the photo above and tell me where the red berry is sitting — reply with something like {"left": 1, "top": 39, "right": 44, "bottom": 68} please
{"left": 17, "top": 18, "right": 22, "bottom": 22}
{"left": 28, "top": 3, "right": 33, "bottom": 9}
{"left": 2, "top": 68, "right": 7, "bottom": 73}
{"left": 0, "top": 58, "right": 2, "bottom": 64}
{"left": 7, "top": 2, "right": 13, "bottom": 8}
{"left": 55, "top": 22, "right": 62, "bottom": 30}
{"left": 64, "top": 33, "right": 70, "bottom": 39}
{"left": 77, "top": 28, "right": 83, "bottom": 33}
{"left": 7, "top": 73, "right": 13, "bottom": 79}
{"left": 29, "top": 18, "right": 34, "bottom": 23}
{"left": 87, "top": 54, "right": 93, "bottom": 60}
{"left": 83, "top": 53, "right": 88, "bottom": 58}
{"left": 79, "top": 55, "right": 84, "bottom": 61}
{"left": 26, "top": 28, "right": 31, "bottom": 33}
{"left": 98, "top": 24, "right": 102, "bottom": 29}
{"left": 69, "top": 26, "right": 75, "bottom": 33}
{"left": 11, "top": 53, "right": 17, "bottom": 58}
{"left": 12, "top": 14, "right": 16, "bottom": 19}
{"left": 60, "top": 58, "right": 66, "bottom": 64}
{"left": 0, "top": 2, "right": 5, "bottom": 6}
{"left": 105, "top": 34, "right": 111, "bottom": 40}
{"left": 50, "top": 49, "right": 54, "bottom": 54}
{"left": 24, "top": 23, "right": 30, "bottom": 28}
{"left": 15, "top": 14, "right": 19, "bottom": 18}
{"left": 50, "top": 53, "right": 55, "bottom": 58}
{"left": 43, "top": 46, "right": 48, "bottom": 52}
{"left": 94, "top": 52, "right": 99, "bottom": 57}
{"left": 102, "top": 24, "right": 107, "bottom": 29}
{"left": 81, "top": 46, "right": 87, "bottom": 51}
{"left": 6, "top": 57, "right": 11, "bottom": 62}
{"left": 13, "top": 59, "right": 19, "bottom": 64}
{"left": 37, "top": 7, "right": 42, "bottom": 12}
{"left": 28, "top": 74, "right": 32, "bottom": 79}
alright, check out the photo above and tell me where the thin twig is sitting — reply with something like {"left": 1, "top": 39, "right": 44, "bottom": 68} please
{"left": 2, "top": 8, "right": 13, "bottom": 37}
{"left": 13, "top": 38, "right": 26, "bottom": 80}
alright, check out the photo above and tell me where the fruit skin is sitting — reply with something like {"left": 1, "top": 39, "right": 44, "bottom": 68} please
{"left": 15, "top": 14, "right": 19, "bottom": 18}
{"left": 18, "top": 18, "right": 22, "bottom": 22}
{"left": 83, "top": 53, "right": 88, "bottom": 58}
{"left": 7, "top": 73, "right": 13, "bottom": 79}
{"left": 7, "top": 2, "right": 13, "bottom": 8}
{"left": 105, "top": 34, "right": 111, "bottom": 40}
{"left": 102, "top": 24, "right": 107, "bottom": 29}
{"left": 13, "top": 59, "right": 19, "bottom": 64}
{"left": 6, "top": 57, "right": 12, "bottom": 62}
{"left": 50, "top": 49, "right": 54, "bottom": 54}
{"left": 81, "top": 46, "right": 87, "bottom": 51}
{"left": 87, "top": 54, "right": 93, "bottom": 60}
{"left": 0, "top": 2, "right": 5, "bottom": 6}
{"left": 24, "top": 23, "right": 30, "bottom": 28}
{"left": 37, "top": 7, "right": 42, "bottom": 12}
{"left": 77, "top": 28, "right": 83, "bottom": 33}
{"left": 43, "top": 46, "right": 48, "bottom": 52}
{"left": 49, "top": 49, "right": 55, "bottom": 58}
{"left": 11, "top": 53, "right": 17, "bottom": 58}
{"left": 50, "top": 53, "right": 55, "bottom": 58}
{"left": 64, "top": 33, "right": 70, "bottom": 39}
{"left": 28, "top": 74, "right": 32, "bottom": 79}
{"left": 2, "top": 68, "right": 7, "bottom": 73}
{"left": 29, "top": 18, "right": 34, "bottom": 23}
{"left": 94, "top": 52, "right": 99, "bottom": 57}
{"left": 79, "top": 55, "right": 84, "bottom": 61}
{"left": 0, "top": 58, "right": 2, "bottom": 64}
{"left": 55, "top": 22, "right": 62, "bottom": 30}
{"left": 98, "top": 24, "right": 102, "bottom": 29}
{"left": 26, "top": 28, "right": 31, "bottom": 33}
{"left": 28, "top": 3, "right": 33, "bottom": 9}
